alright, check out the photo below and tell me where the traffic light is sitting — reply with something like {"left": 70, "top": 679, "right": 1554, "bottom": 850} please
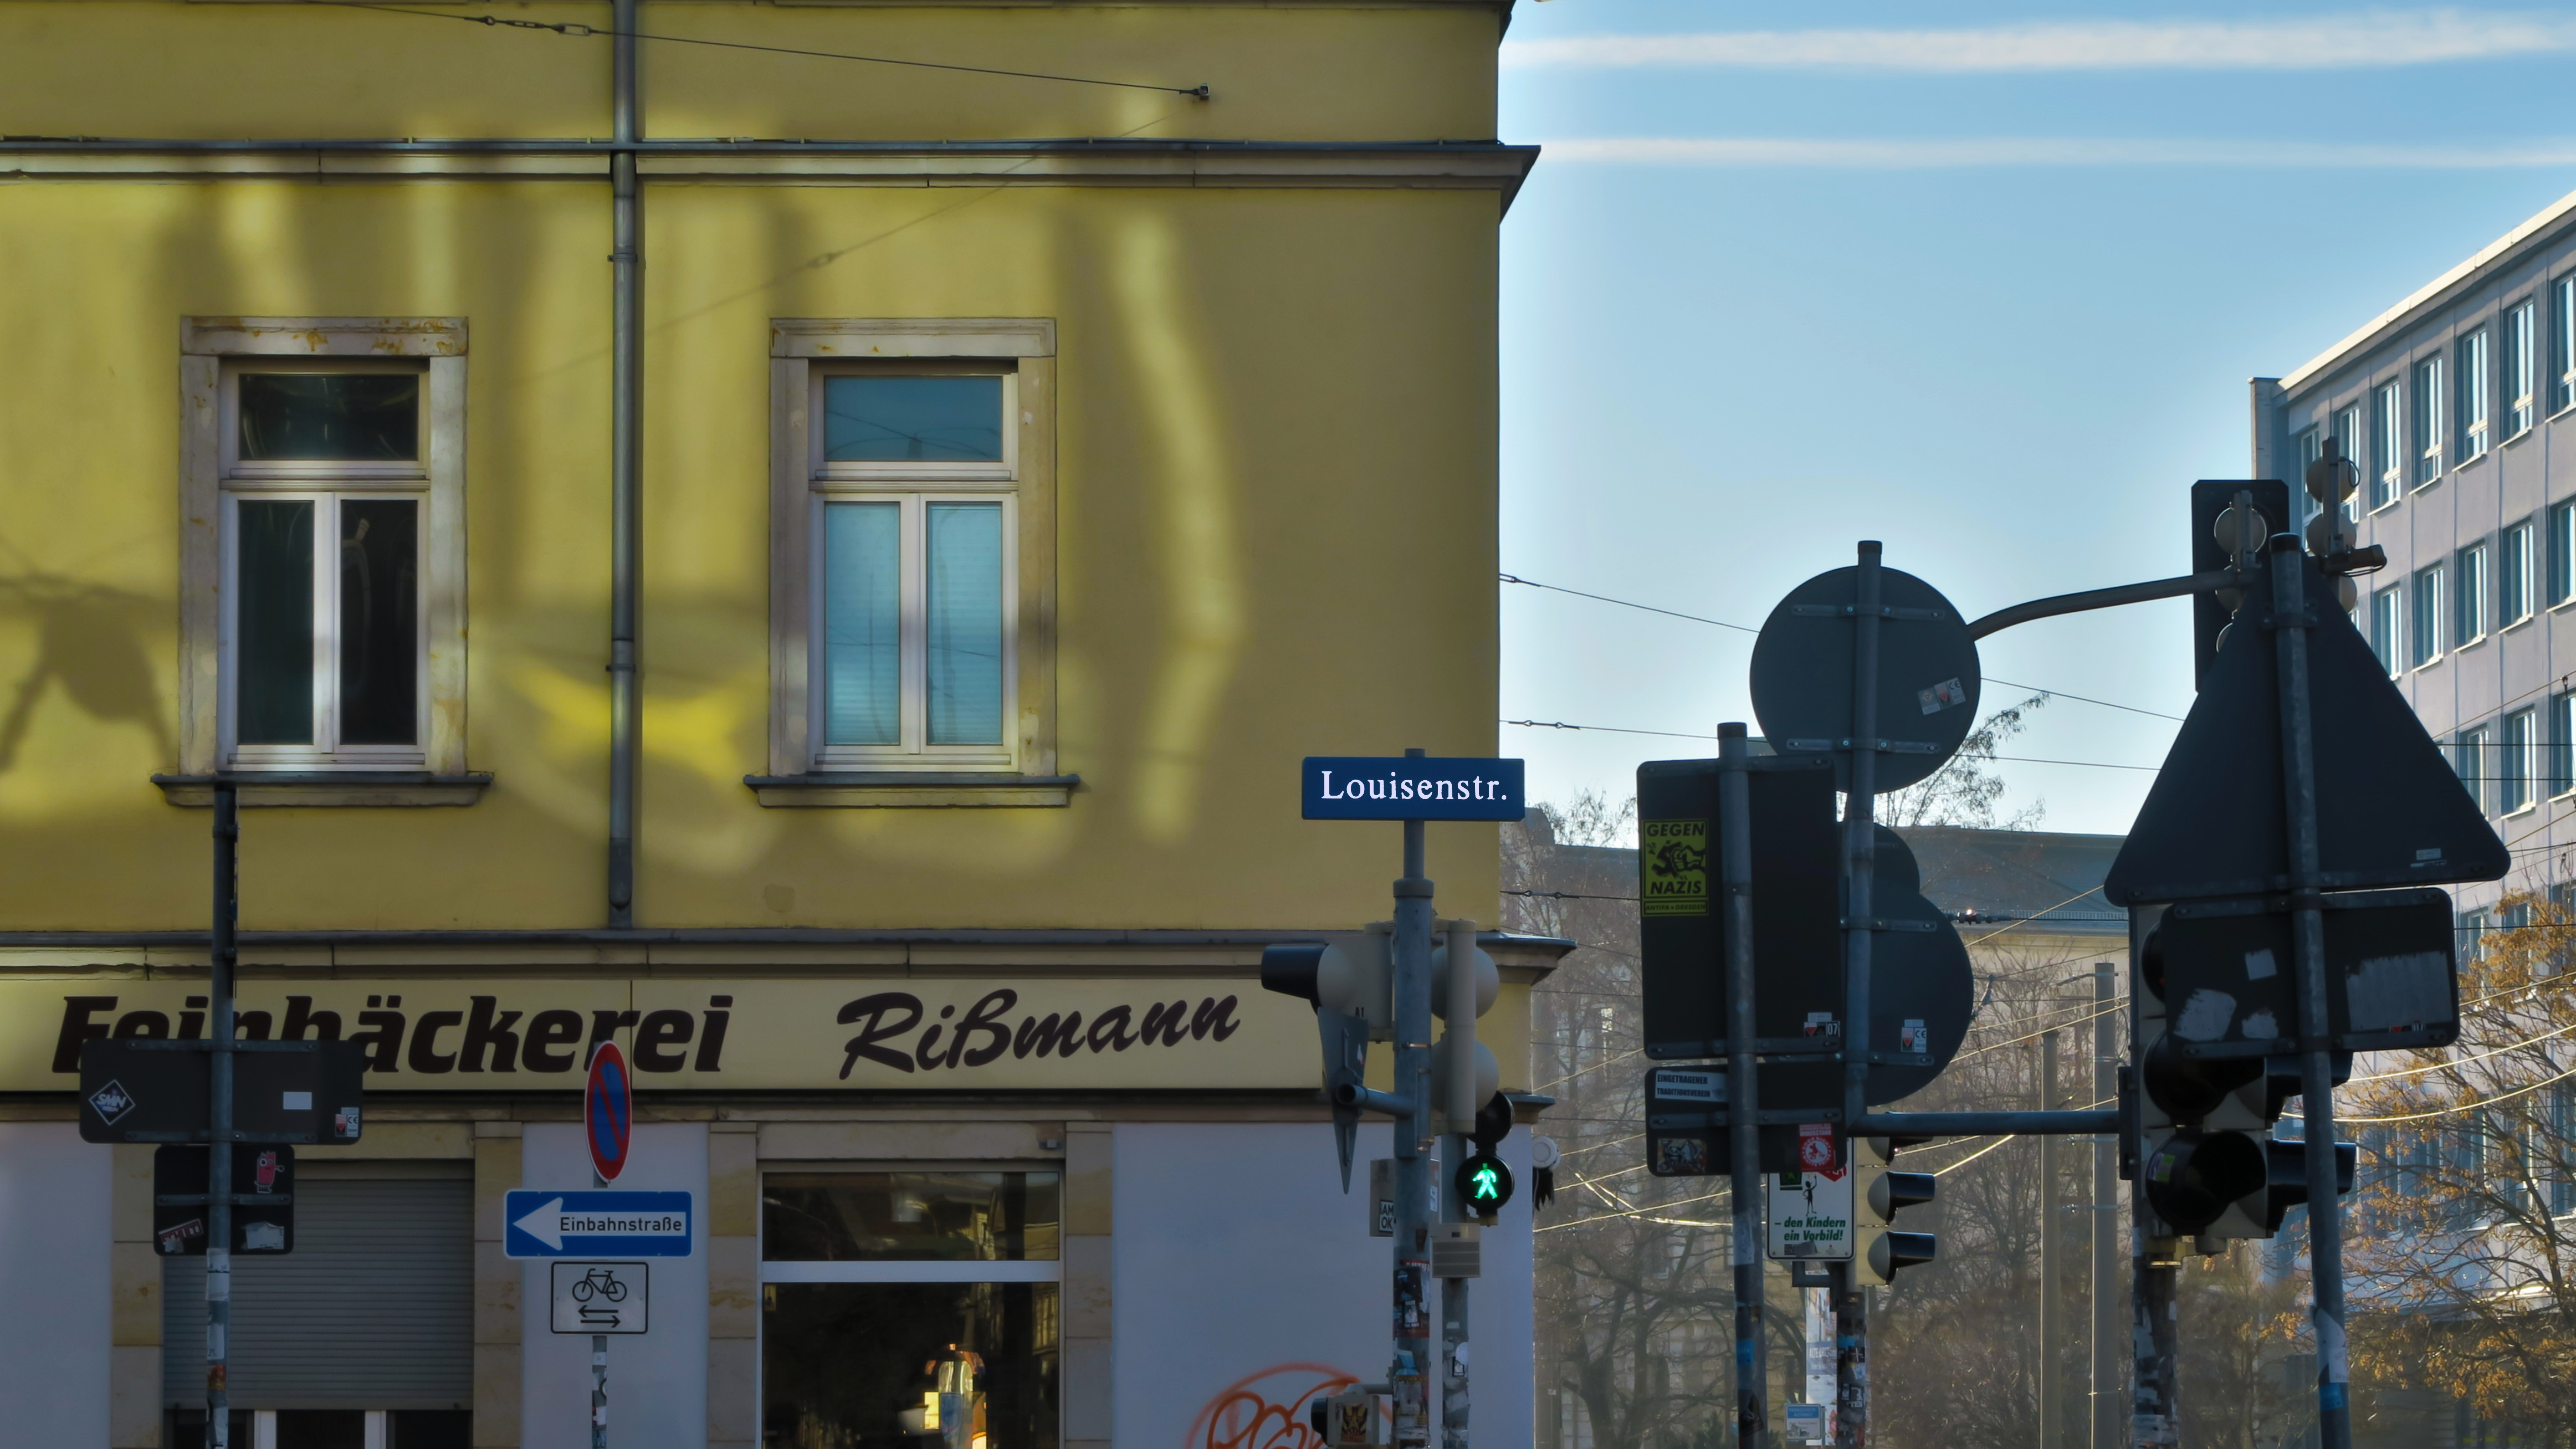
{"left": 1851, "top": 1136, "right": 1935, "bottom": 1285}
{"left": 1431, "top": 927, "right": 1500, "bottom": 1131}
{"left": 1259, "top": 929, "right": 1391, "bottom": 1039}
{"left": 1455, "top": 1151, "right": 1513, "bottom": 1217}
{"left": 2132, "top": 908, "right": 2357, "bottom": 1243}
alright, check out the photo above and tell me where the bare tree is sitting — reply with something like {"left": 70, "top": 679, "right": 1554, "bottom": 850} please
{"left": 1880, "top": 695, "right": 2048, "bottom": 832}
{"left": 2341, "top": 892, "right": 2576, "bottom": 1443}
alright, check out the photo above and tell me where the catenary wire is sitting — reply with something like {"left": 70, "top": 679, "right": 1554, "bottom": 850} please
{"left": 1501, "top": 718, "right": 2160, "bottom": 772}
{"left": 310, "top": 1, "right": 1213, "bottom": 95}
{"left": 1500, "top": 571, "right": 2186, "bottom": 723}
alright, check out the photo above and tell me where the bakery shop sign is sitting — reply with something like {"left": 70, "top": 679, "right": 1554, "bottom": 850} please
{"left": 10, "top": 978, "right": 1308, "bottom": 1092}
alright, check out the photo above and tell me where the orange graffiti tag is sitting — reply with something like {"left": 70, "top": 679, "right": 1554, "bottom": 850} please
{"left": 1185, "top": 1362, "right": 1363, "bottom": 1449}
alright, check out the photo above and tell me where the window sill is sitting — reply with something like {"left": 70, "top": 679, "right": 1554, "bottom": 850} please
{"left": 152, "top": 772, "right": 493, "bottom": 808}
{"left": 744, "top": 772, "right": 1080, "bottom": 808}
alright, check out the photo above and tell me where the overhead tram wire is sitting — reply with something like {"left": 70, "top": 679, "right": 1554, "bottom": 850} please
{"left": 311, "top": 1, "right": 1214, "bottom": 96}
{"left": 1500, "top": 571, "right": 2186, "bottom": 723}
{"left": 1503, "top": 719, "right": 2159, "bottom": 772}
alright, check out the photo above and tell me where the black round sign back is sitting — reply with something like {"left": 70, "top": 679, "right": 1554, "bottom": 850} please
{"left": 1749, "top": 564, "right": 1981, "bottom": 793}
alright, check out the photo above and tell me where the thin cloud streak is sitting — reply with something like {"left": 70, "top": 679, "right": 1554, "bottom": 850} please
{"left": 1545, "top": 137, "right": 2576, "bottom": 169}
{"left": 1502, "top": 11, "right": 2576, "bottom": 73}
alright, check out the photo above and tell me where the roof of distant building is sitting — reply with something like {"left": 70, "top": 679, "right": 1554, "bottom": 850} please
{"left": 1510, "top": 811, "right": 2126, "bottom": 937}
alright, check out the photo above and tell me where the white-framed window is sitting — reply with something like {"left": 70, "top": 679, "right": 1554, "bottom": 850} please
{"left": 2372, "top": 381, "right": 2404, "bottom": 509}
{"left": 2334, "top": 403, "right": 2364, "bottom": 524}
{"left": 2456, "top": 724, "right": 2490, "bottom": 812}
{"left": 2370, "top": 587, "right": 2403, "bottom": 675}
{"left": 810, "top": 368, "right": 1020, "bottom": 767}
{"left": 2555, "top": 692, "right": 2576, "bottom": 797}
{"left": 760, "top": 1166, "right": 1063, "bottom": 1447}
{"left": 2455, "top": 540, "right": 2490, "bottom": 646}
{"left": 2458, "top": 328, "right": 2492, "bottom": 461}
{"left": 765, "top": 319, "right": 1059, "bottom": 798}
{"left": 2414, "top": 354, "right": 2445, "bottom": 484}
{"left": 2412, "top": 563, "right": 2446, "bottom": 667}
{"left": 222, "top": 362, "right": 428, "bottom": 766}
{"left": 2555, "top": 274, "right": 2576, "bottom": 416}
{"left": 2555, "top": 501, "right": 2576, "bottom": 608}
{"left": 2506, "top": 299, "right": 2538, "bottom": 438}
{"left": 178, "top": 320, "right": 468, "bottom": 784}
{"left": 2503, "top": 708, "right": 2538, "bottom": 815}
{"left": 2503, "top": 518, "right": 2536, "bottom": 626}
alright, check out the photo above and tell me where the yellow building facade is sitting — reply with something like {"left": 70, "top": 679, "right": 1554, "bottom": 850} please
{"left": 0, "top": 3, "right": 1550, "bottom": 1445}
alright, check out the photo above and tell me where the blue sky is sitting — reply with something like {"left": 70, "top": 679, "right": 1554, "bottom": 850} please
{"left": 1493, "top": 1, "right": 2576, "bottom": 837}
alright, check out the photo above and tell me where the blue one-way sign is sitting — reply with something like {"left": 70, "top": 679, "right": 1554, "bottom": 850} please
{"left": 504, "top": 1190, "right": 694, "bottom": 1259}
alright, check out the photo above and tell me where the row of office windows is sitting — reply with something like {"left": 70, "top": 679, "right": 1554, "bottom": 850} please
{"left": 2358, "top": 1097, "right": 2576, "bottom": 1225}
{"left": 201, "top": 334, "right": 1034, "bottom": 775}
{"left": 2296, "top": 272, "right": 2576, "bottom": 515}
{"left": 2364, "top": 505, "right": 2576, "bottom": 674}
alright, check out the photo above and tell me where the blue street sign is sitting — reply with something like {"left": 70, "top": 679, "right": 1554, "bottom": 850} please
{"left": 504, "top": 1190, "right": 694, "bottom": 1259}
{"left": 1302, "top": 756, "right": 1525, "bottom": 821}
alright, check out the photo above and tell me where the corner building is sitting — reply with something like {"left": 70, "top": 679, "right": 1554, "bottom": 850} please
{"left": 0, "top": 4, "right": 1555, "bottom": 1445}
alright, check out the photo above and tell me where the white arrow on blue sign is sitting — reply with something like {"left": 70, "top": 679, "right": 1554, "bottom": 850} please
{"left": 503, "top": 1190, "right": 694, "bottom": 1259}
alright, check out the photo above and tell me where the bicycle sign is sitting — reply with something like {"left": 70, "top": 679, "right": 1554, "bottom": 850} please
{"left": 550, "top": 1261, "right": 649, "bottom": 1334}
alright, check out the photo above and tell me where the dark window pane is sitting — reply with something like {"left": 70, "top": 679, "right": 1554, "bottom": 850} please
{"left": 763, "top": 1282, "right": 1058, "bottom": 1449}
{"left": 764, "top": 1172, "right": 1059, "bottom": 1262}
{"left": 239, "top": 374, "right": 420, "bottom": 462}
{"left": 389, "top": 1410, "right": 472, "bottom": 1448}
{"left": 275, "top": 1410, "right": 368, "bottom": 1449}
{"left": 823, "top": 376, "right": 1003, "bottom": 463}
{"left": 237, "top": 500, "right": 315, "bottom": 745}
{"left": 339, "top": 500, "right": 419, "bottom": 745}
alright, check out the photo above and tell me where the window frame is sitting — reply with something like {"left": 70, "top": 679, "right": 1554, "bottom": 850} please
{"left": 765, "top": 320, "right": 1060, "bottom": 805}
{"left": 2503, "top": 708, "right": 2538, "bottom": 815}
{"left": 2371, "top": 380, "right": 2404, "bottom": 510}
{"left": 2459, "top": 328, "right": 2492, "bottom": 462}
{"left": 2503, "top": 518, "right": 2536, "bottom": 627}
{"left": 2370, "top": 586, "right": 2403, "bottom": 677}
{"left": 2412, "top": 562, "right": 2446, "bottom": 668}
{"left": 177, "top": 319, "right": 470, "bottom": 791}
{"left": 2455, "top": 540, "right": 2490, "bottom": 647}
{"left": 2506, "top": 299, "right": 2538, "bottom": 439}
{"left": 2414, "top": 354, "right": 2446, "bottom": 485}
{"left": 2456, "top": 724, "right": 2490, "bottom": 813}
{"left": 2554, "top": 692, "right": 2576, "bottom": 798}
{"left": 2334, "top": 403, "right": 2363, "bottom": 525}
{"left": 2554, "top": 273, "right": 2576, "bottom": 418}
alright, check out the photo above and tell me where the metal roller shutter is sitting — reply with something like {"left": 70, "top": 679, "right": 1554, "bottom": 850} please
{"left": 165, "top": 1176, "right": 473, "bottom": 1411}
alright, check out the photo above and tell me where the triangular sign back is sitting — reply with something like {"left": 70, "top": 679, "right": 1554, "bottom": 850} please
{"left": 2103, "top": 550, "right": 2507, "bottom": 905}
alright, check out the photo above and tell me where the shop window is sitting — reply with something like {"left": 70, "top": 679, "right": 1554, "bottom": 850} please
{"left": 762, "top": 1170, "right": 1062, "bottom": 1448}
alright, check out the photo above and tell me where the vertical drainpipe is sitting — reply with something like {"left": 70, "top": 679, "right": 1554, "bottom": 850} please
{"left": 608, "top": 0, "right": 643, "bottom": 927}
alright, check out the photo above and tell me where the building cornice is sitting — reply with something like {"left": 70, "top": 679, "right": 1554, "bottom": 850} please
{"left": 2281, "top": 181, "right": 2576, "bottom": 397}
{"left": 0, "top": 136, "right": 1543, "bottom": 212}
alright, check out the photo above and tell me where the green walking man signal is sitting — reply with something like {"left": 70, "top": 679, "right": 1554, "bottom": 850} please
{"left": 1455, "top": 1151, "right": 1513, "bottom": 1217}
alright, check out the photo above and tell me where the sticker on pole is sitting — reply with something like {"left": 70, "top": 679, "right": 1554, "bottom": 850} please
{"left": 586, "top": 1041, "right": 633, "bottom": 1183}
{"left": 504, "top": 1190, "right": 693, "bottom": 1258}
{"left": 1796, "top": 1122, "right": 1842, "bottom": 1178}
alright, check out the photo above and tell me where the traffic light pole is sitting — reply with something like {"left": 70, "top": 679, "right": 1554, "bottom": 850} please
{"left": 207, "top": 781, "right": 238, "bottom": 1449}
{"left": 2265, "top": 534, "right": 2354, "bottom": 1449}
{"left": 1835, "top": 542, "right": 1882, "bottom": 1449}
{"left": 1392, "top": 755, "right": 1436, "bottom": 1449}
{"left": 2089, "top": 962, "right": 2119, "bottom": 1449}
{"left": 1443, "top": 916, "right": 1477, "bottom": 1449}
{"left": 1717, "top": 723, "right": 1766, "bottom": 1449}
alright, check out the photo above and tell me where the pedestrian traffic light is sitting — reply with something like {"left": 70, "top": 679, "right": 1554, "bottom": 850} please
{"left": 1455, "top": 1151, "right": 1513, "bottom": 1218}
{"left": 1851, "top": 1136, "right": 1935, "bottom": 1285}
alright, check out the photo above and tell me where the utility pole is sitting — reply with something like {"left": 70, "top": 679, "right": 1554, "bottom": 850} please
{"left": 1834, "top": 541, "right": 1883, "bottom": 1449}
{"left": 206, "top": 781, "right": 238, "bottom": 1449}
{"left": 1718, "top": 723, "right": 1766, "bottom": 1449}
{"left": 2039, "top": 1031, "right": 2060, "bottom": 1449}
{"left": 2090, "top": 962, "right": 2119, "bottom": 1449}
{"left": 1392, "top": 749, "right": 1436, "bottom": 1449}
